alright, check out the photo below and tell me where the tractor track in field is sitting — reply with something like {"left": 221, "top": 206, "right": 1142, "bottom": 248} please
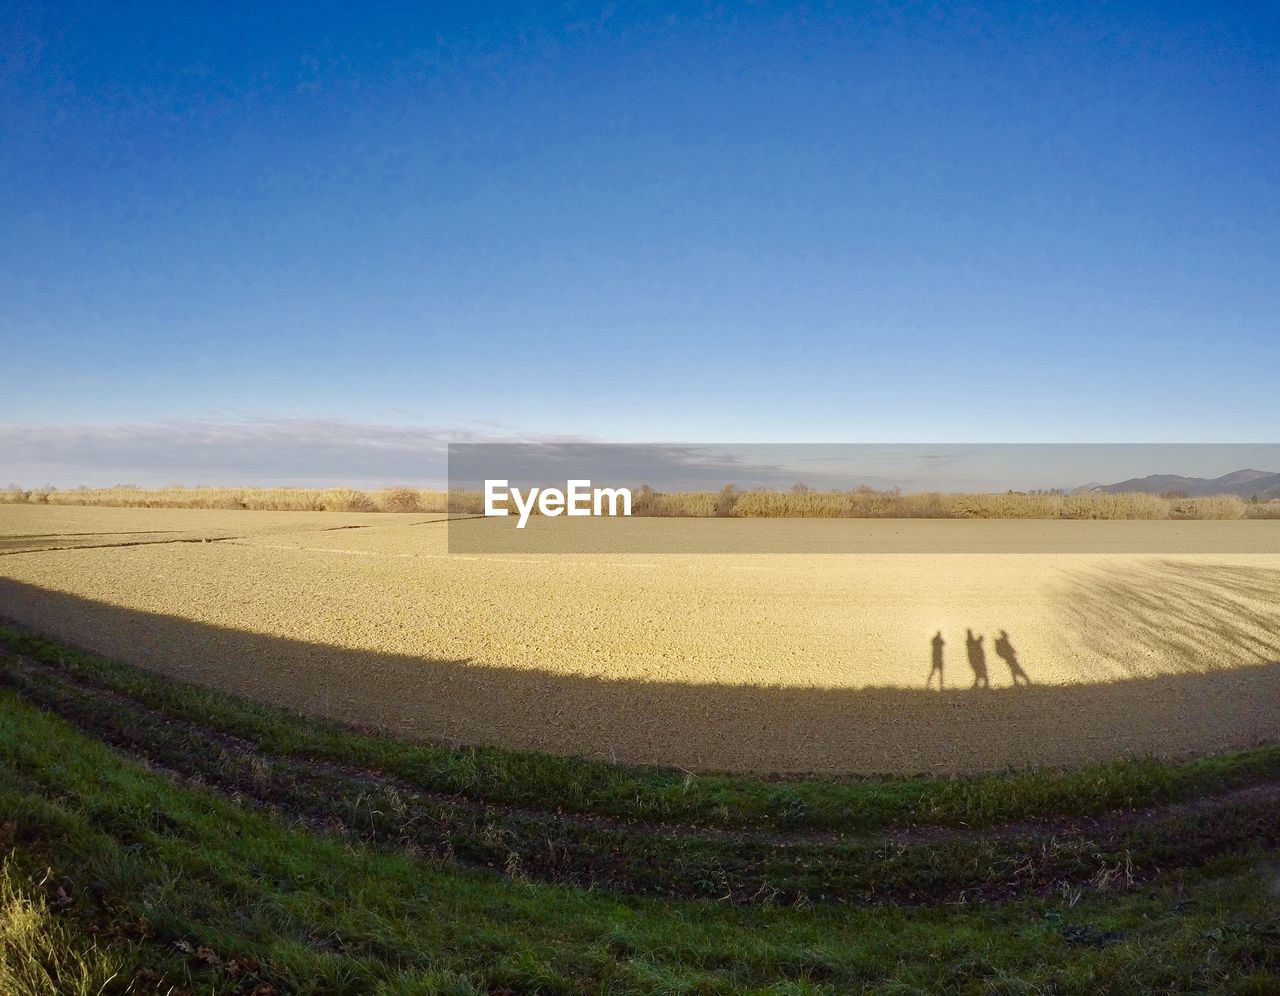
{"left": 4, "top": 636, "right": 1280, "bottom": 908}
{"left": 7, "top": 640, "right": 1280, "bottom": 850}
{"left": 0, "top": 515, "right": 472, "bottom": 556}
{"left": 5, "top": 638, "right": 1280, "bottom": 848}
{"left": 0, "top": 535, "right": 247, "bottom": 556}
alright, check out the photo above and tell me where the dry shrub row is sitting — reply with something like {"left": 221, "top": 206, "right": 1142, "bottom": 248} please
{"left": 632, "top": 486, "right": 719, "bottom": 517}
{"left": 0, "top": 484, "right": 1272, "bottom": 519}
{"left": 728, "top": 488, "right": 1256, "bottom": 520}
{"left": 0, "top": 485, "right": 452, "bottom": 514}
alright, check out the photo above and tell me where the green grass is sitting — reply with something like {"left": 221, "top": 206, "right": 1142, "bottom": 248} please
{"left": 3, "top": 624, "right": 1280, "bottom": 836}
{"left": 2, "top": 688, "right": 1280, "bottom": 993}
{"left": 11, "top": 642, "right": 1280, "bottom": 909}
{"left": 1, "top": 625, "right": 1280, "bottom": 990}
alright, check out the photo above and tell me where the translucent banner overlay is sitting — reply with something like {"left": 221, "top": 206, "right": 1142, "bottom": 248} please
{"left": 447, "top": 443, "right": 1280, "bottom": 554}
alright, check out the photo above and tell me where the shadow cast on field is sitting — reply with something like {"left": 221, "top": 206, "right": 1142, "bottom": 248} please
{"left": 930, "top": 628, "right": 1034, "bottom": 690}
{"left": 1056, "top": 560, "right": 1280, "bottom": 681}
{"left": 2, "top": 573, "right": 1279, "bottom": 776}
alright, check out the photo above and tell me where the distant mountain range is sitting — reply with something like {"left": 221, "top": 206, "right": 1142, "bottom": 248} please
{"left": 1092, "top": 469, "right": 1280, "bottom": 500}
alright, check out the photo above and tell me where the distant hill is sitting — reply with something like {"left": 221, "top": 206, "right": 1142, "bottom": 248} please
{"left": 1093, "top": 469, "right": 1280, "bottom": 500}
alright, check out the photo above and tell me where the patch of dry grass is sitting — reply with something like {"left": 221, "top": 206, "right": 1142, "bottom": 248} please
{"left": 632, "top": 486, "right": 720, "bottom": 517}
{"left": 0, "top": 859, "right": 134, "bottom": 996}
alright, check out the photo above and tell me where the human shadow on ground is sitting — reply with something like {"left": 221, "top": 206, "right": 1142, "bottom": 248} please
{"left": 928, "top": 629, "right": 1032, "bottom": 690}
{"left": 1, "top": 571, "right": 1278, "bottom": 777}
{"left": 994, "top": 630, "right": 1032, "bottom": 686}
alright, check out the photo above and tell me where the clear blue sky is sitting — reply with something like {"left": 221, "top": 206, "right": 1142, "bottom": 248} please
{"left": 2, "top": 3, "right": 1278, "bottom": 483}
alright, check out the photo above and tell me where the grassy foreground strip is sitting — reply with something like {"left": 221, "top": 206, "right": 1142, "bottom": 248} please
{"left": 1, "top": 691, "right": 1279, "bottom": 993}
{"left": 9, "top": 647, "right": 1280, "bottom": 907}
{"left": 4, "top": 625, "right": 1280, "bottom": 836}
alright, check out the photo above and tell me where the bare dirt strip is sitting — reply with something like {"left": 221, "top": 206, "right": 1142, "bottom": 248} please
{"left": 2, "top": 505, "right": 1279, "bottom": 774}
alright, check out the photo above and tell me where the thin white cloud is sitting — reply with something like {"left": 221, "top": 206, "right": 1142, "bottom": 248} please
{"left": 0, "top": 418, "right": 584, "bottom": 489}
{"left": 4, "top": 427, "right": 1278, "bottom": 493}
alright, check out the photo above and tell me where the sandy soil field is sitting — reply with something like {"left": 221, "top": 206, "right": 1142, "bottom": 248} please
{"left": 2, "top": 504, "right": 1279, "bottom": 774}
